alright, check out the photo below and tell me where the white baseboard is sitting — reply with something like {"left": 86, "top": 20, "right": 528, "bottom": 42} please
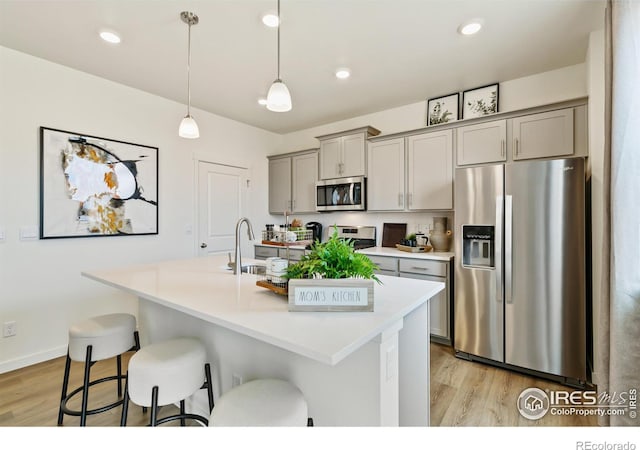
{"left": 0, "top": 345, "right": 67, "bottom": 374}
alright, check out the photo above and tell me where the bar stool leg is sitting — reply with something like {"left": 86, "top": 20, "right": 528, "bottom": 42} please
{"left": 116, "top": 354, "right": 123, "bottom": 397}
{"left": 79, "top": 345, "right": 93, "bottom": 426}
{"left": 57, "top": 352, "right": 72, "bottom": 426}
{"left": 204, "top": 363, "right": 214, "bottom": 412}
{"left": 120, "top": 372, "right": 130, "bottom": 426}
{"left": 180, "top": 400, "right": 186, "bottom": 426}
{"left": 150, "top": 386, "right": 159, "bottom": 426}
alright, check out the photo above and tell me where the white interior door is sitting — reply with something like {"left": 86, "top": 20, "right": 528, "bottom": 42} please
{"left": 197, "top": 161, "right": 249, "bottom": 256}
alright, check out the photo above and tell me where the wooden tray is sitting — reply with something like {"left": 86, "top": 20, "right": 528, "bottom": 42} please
{"left": 395, "top": 244, "right": 432, "bottom": 253}
{"left": 256, "top": 280, "right": 288, "bottom": 296}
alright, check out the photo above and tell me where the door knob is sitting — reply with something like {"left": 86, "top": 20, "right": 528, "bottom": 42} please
{"left": 200, "top": 243, "right": 208, "bottom": 248}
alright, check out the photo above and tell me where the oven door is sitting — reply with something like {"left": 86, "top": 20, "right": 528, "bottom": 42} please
{"left": 316, "top": 177, "right": 366, "bottom": 211}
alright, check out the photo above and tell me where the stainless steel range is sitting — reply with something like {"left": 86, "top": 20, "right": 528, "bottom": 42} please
{"left": 330, "top": 225, "right": 377, "bottom": 249}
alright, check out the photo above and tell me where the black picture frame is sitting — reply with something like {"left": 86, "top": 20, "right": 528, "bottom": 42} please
{"left": 39, "top": 126, "right": 159, "bottom": 239}
{"left": 426, "top": 92, "right": 460, "bottom": 126}
{"left": 462, "top": 83, "right": 499, "bottom": 119}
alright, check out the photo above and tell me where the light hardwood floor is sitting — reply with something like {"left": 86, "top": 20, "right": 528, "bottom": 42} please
{"left": 0, "top": 344, "right": 596, "bottom": 427}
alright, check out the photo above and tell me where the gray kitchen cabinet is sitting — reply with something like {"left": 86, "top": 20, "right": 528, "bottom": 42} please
{"left": 367, "top": 255, "right": 399, "bottom": 276}
{"left": 291, "top": 152, "right": 318, "bottom": 213}
{"left": 368, "top": 253, "right": 452, "bottom": 344}
{"left": 254, "top": 246, "right": 306, "bottom": 262}
{"left": 456, "top": 119, "right": 507, "bottom": 166}
{"left": 268, "top": 149, "right": 318, "bottom": 214}
{"left": 512, "top": 108, "right": 574, "bottom": 160}
{"left": 268, "top": 156, "right": 291, "bottom": 215}
{"left": 317, "top": 126, "right": 380, "bottom": 180}
{"left": 254, "top": 245, "right": 279, "bottom": 260}
{"left": 367, "top": 138, "right": 405, "bottom": 211}
{"left": 398, "top": 258, "right": 451, "bottom": 344}
{"left": 406, "top": 130, "right": 453, "bottom": 210}
{"left": 367, "top": 129, "right": 454, "bottom": 212}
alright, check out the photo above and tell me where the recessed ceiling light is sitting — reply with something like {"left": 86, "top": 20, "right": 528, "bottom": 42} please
{"left": 458, "top": 19, "right": 483, "bottom": 36}
{"left": 258, "top": 98, "right": 268, "bottom": 106}
{"left": 262, "top": 13, "right": 279, "bottom": 28}
{"left": 335, "top": 68, "right": 351, "bottom": 79}
{"left": 99, "top": 30, "right": 121, "bottom": 44}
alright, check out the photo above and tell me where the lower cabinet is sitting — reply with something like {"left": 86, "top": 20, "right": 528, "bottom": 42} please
{"left": 254, "top": 245, "right": 306, "bottom": 262}
{"left": 367, "top": 254, "right": 452, "bottom": 344}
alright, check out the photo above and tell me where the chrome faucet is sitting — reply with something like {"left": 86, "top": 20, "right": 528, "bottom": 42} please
{"left": 233, "top": 217, "right": 255, "bottom": 274}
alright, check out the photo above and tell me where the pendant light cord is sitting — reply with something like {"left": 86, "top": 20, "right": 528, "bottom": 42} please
{"left": 187, "top": 20, "right": 192, "bottom": 116}
{"left": 277, "top": 0, "right": 281, "bottom": 80}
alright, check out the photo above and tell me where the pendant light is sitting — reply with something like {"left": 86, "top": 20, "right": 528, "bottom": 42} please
{"left": 179, "top": 11, "right": 200, "bottom": 139}
{"left": 266, "top": 0, "right": 292, "bottom": 112}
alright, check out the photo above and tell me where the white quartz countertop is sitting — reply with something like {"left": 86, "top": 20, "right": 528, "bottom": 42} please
{"left": 82, "top": 255, "right": 444, "bottom": 366}
{"left": 357, "top": 246, "right": 455, "bottom": 261}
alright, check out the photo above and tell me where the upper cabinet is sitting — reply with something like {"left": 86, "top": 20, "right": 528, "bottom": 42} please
{"left": 456, "top": 119, "right": 507, "bottom": 166}
{"left": 512, "top": 108, "right": 574, "bottom": 161}
{"left": 367, "top": 138, "right": 405, "bottom": 211}
{"left": 317, "top": 126, "right": 380, "bottom": 179}
{"left": 291, "top": 152, "right": 318, "bottom": 213}
{"left": 367, "top": 130, "right": 454, "bottom": 212}
{"left": 407, "top": 130, "right": 453, "bottom": 210}
{"left": 455, "top": 106, "right": 581, "bottom": 166}
{"left": 268, "top": 150, "right": 318, "bottom": 215}
{"left": 268, "top": 156, "right": 291, "bottom": 215}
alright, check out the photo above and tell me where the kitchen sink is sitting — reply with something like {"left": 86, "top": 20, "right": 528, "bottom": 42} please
{"left": 241, "top": 264, "right": 266, "bottom": 275}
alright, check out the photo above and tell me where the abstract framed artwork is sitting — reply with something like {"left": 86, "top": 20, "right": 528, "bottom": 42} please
{"left": 39, "top": 127, "right": 158, "bottom": 239}
{"left": 427, "top": 92, "right": 459, "bottom": 126}
{"left": 462, "top": 83, "right": 499, "bottom": 119}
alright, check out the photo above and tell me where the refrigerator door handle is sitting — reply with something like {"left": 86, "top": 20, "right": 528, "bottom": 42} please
{"left": 505, "top": 195, "right": 513, "bottom": 304}
{"left": 495, "top": 195, "right": 503, "bottom": 303}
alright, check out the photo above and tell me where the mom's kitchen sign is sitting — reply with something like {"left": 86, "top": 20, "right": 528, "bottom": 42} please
{"left": 287, "top": 279, "right": 374, "bottom": 312}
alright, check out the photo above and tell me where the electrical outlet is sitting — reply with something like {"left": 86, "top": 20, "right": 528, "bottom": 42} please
{"left": 232, "top": 373, "right": 242, "bottom": 387}
{"left": 3, "top": 321, "right": 17, "bottom": 337}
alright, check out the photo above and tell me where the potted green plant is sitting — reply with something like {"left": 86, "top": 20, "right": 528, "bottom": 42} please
{"left": 285, "top": 227, "right": 381, "bottom": 312}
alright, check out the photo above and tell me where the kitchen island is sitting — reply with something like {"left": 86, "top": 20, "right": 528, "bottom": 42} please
{"left": 82, "top": 254, "right": 444, "bottom": 426}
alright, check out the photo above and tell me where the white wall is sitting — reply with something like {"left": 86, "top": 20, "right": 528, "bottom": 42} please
{"left": 0, "top": 47, "right": 281, "bottom": 373}
{"left": 278, "top": 63, "right": 587, "bottom": 153}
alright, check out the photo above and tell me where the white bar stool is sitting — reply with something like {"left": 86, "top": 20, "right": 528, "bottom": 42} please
{"left": 209, "top": 378, "right": 312, "bottom": 426}
{"left": 120, "top": 337, "right": 214, "bottom": 426}
{"left": 57, "top": 313, "right": 139, "bottom": 426}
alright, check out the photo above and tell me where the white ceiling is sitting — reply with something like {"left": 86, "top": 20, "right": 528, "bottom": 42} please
{"left": 0, "top": 0, "right": 605, "bottom": 134}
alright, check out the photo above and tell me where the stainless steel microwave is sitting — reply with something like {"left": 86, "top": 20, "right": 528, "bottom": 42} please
{"left": 315, "top": 176, "right": 366, "bottom": 211}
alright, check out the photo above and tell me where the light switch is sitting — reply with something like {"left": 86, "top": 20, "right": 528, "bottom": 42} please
{"left": 19, "top": 226, "right": 38, "bottom": 241}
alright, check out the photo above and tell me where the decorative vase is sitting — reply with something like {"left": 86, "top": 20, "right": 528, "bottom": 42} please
{"left": 429, "top": 217, "right": 452, "bottom": 252}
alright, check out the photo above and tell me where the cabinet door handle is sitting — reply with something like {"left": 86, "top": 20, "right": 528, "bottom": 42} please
{"left": 292, "top": 199, "right": 296, "bottom": 211}
{"left": 514, "top": 138, "right": 519, "bottom": 156}
{"left": 411, "top": 266, "right": 429, "bottom": 271}
{"left": 501, "top": 139, "right": 505, "bottom": 157}
{"left": 398, "top": 193, "right": 404, "bottom": 207}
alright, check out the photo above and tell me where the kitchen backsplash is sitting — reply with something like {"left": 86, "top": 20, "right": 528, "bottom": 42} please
{"left": 267, "top": 211, "right": 454, "bottom": 245}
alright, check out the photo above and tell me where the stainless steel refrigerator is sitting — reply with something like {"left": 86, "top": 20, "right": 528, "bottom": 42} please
{"left": 454, "top": 157, "right": 587, "bottom": 382}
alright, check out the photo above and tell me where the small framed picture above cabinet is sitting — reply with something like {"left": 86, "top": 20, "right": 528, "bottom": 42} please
{"left": 426, "top": 92, "right": 459, "bottom": 126}
{"left": 462, "top": 83, "right": 499, "bottom": 119}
